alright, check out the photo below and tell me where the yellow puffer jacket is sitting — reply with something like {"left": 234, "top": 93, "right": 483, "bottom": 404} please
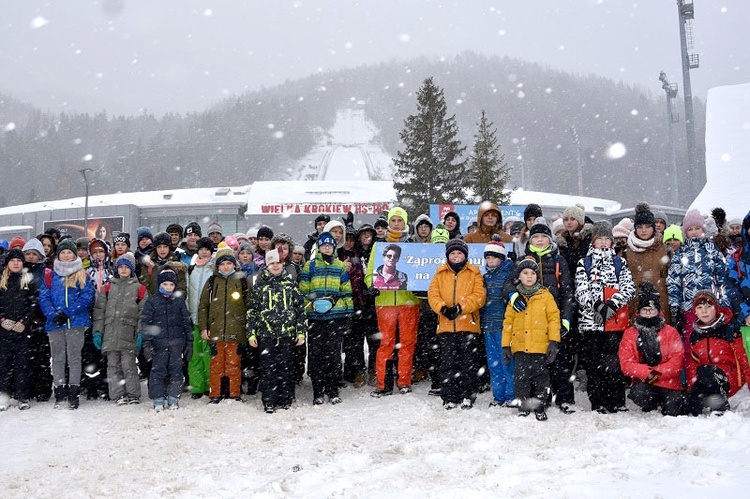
{"left": 502, "top": 288, "right": 561, "bottom": 354}
{"left": 428, "top": 262, "right": 487, "bottom": 334}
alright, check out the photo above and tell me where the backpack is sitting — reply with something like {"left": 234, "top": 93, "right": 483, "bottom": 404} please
{"left": 103, "top": 281, "right": 147, "bottom": 304}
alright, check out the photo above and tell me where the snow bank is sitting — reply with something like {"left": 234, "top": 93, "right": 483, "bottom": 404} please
{"left": 3, "top": 382, "right": 750, "bottom": 497}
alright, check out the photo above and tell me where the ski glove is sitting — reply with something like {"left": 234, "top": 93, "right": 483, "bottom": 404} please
{"left": 364, "top": 287, "right": 380, "bottom": 298}
{"left": 136, "top": 334, "right": 142, "bottom": 351}
{"left": 593, "top": 300, "right": 618, "bottom": 324}
{"left": 142, "top": 343, "right": 154, "bottom": 362}
{"left": 92, "top": 332, "right": 103, "bottom": 350}
{"left": 561, "top": 319, "right": 570, "bottom": 337}
{"left": 502, "top": 347, "right": 513, "bottom": 366}
{"left": 546, "top": 341, "right": 559, "bottom": 363}
{"left": 510, "top": 293, "right": 527, "bottom": 313}
{"left": 209, "top": 343, "right": 218, "bottom": 356}
{"left": 183, "top": 342, "right": 193, "bottom": 363}
{"left": 670, "top": 306, "right": 682, "bottom": 329}
{"left": 52, "top": 311, "right": 69, "bottom": 326}
{"left": 440, "top": 304, "right": 461, "bottom": 320}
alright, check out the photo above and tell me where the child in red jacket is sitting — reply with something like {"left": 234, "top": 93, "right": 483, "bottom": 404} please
{"left": 619, "top": 282, "right": 684, "bottom": 416}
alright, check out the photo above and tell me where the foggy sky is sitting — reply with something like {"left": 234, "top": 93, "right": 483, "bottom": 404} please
{"left": 2, "top": 0, "right": 748, "bottom": 116}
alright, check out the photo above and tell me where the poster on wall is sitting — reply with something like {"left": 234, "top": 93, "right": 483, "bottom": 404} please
{"left": 43, "top": 216, "right": 124, "bottom": 246}
{"left": 369, "top": 242, "right": 490, "bottom": 292}
{"left": 429, "top": 204, "right": 525, "bottom": 234}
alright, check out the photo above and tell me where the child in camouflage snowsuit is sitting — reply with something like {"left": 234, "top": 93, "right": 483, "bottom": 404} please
{"left": 247, "top": 249, "right": 306, "bottom": 413}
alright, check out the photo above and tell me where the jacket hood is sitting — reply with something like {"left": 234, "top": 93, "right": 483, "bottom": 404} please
{"left": 476, "top": 202, "right": 502, "bottom": 229}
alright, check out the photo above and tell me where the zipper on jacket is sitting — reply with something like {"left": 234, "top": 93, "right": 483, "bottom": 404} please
{"left": 452, "top": 272, "right": 458, "bottom": 332}
{"left": 65, "top": 279, "right": 71, "bottom": 329}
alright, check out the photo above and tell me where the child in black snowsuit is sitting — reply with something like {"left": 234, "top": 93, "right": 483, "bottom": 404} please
{"left": 140, "top": 266, "right": 193, "bottom": 411}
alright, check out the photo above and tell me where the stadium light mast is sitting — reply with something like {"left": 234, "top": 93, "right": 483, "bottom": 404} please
{"left": 659, "top": 71, "right": 680, "bottom": 207}
{"left": 677, "top": 0, "right": 700, "bottom": 200}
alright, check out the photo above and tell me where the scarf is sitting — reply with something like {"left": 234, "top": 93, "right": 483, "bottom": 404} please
{"left": 159, "top": 286, "right": 173, "bottom": 298}
{"left": 54, "top": 257, "right": 83, "bottom": 277}
{"left": 529, "top": 244, "right": 552, "bottom": 257}
{"left": 634, "top": 316, "right": 665, "bottom": 366}
{"left": 386, "top": 228, "right": 407, "bottom": 242}
{"left": 448, "top": 260, "right": 467, "bottom": 274}
{"left": 626, "top": 231, "right": 655, "bottom": 253}
{"left": 517, "top": 281, "right": 542, "bottom": 297}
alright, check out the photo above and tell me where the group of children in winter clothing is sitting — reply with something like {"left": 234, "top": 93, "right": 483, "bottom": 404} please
{"left": 2, "top": 200, "right": 750, "bottom": 421}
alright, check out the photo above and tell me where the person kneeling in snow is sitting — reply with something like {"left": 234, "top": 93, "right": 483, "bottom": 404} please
{"left": 684, "top": 290, "right": 750, "bottom": 416}
{"left": 619, "top": 282, "right": 684, "bottom": 416}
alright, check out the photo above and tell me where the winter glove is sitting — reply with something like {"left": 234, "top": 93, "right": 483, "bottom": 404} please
{"left": 1, "top": 318, "right": 16, "bottom": 331}
{"left": 440, "top": 306, "right": 452, "bottom": 319}
{"left": 646, "top": 369, "right": 661, "bottom": 385}
{"left": 11, "top": 321, "right": 25, "bottom": 333}
{"left": 52, "top": 311, "right": 69, "bottom": 326}
{"left": 237, "top": 342, "right": 246, "bottom": 357}
{"left": 546, "top": 341, "right": 559, "bottom": 364}
{"left": 136, "top": 334, "right": 142, "bottom": 351}
{"left": 209, "top": 342, "right": 218, "bottom": 356}
{"left": 440, "top": 305, "right": 461, "bottom": 320}
{"left": 502, "top": 347, "right": 513, "bottom": 366}
{"left": 183, "top": 342, "right": 193, "bottom": 363}
{"left": 669, "top": 306, "right": 682, "bottom": 329}
{"left": 364, "top": 287, "right": 380, "bottom": 298}
{"left": 603, "top": 300, "right": 619, "bottom": 322}
{"left": 92, "top": 332, "right": 103, "bottom": 350}
{"left": 510, "top": 293, "right": 527, "bottom": 313}
{"left": 142, "top": 343, "right": 154, "bottom": 362}
{"left": 561, "top": 319, "right": 570, "bottom": 338}
{"left": 296, "top": 334, "right": 305, "bottom": 346}
{"left": 248, "top": 336, "right": 258, "bottom": 348}
{"left": 593, "top": 300, "right": 617, "bottom": 324}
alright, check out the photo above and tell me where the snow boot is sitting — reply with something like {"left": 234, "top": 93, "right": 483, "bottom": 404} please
{"left": 370, "top": 388, "right": 393, "bottom": 398}
{"left": 54, "top": 385, "right": 68, "bottom": 409}
{"left": 68, "top": 385, "right": 80, "bottom": 410}
{"left": 534, "top": 408, "right": 548, "bottom": 421}
{"left": 18, "top": 400, "right": 31, "bottom": 410}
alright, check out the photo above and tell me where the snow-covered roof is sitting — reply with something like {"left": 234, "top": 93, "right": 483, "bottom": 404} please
{"left": 690, "top": 82, "right": 750, "bottom": 219}
{"left": 0, "top": 186, "right": 250, "bottom": 216}
{"left": 509, "top": 188, "right": 621, "bottom": 215}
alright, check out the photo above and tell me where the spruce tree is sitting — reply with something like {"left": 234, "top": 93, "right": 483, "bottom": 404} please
{"left": 468, "top": 111, "right": 512, "bottom": 205}
{"left": 393, "top": 77, "right": 467, "bottom": 215}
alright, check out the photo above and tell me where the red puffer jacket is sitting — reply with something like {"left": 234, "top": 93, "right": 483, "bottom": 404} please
{"left": 619, "top": 320, "right": 684, "bottom": 391}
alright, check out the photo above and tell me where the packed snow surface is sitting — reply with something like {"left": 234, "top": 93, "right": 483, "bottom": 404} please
{"left": 3, "top": 382, "right": 750, "bottom": 497}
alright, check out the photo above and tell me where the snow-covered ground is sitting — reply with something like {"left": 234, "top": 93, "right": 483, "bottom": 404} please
{"left": 292, "top": 108, "right": 394, "bottom": 182}
{"left": 3, "top": 380, "right": 750, "bottom": 497}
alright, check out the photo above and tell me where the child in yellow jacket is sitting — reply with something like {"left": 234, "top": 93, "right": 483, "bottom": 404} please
{"left": 502, "top": 257, "right": 560, "bottom": 420}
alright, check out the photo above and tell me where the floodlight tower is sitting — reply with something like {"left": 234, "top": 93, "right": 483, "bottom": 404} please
{"left": 659, "top": 71, "right": 680, "bottom": 207}
{"left": 677, "top": 0, "right": 700, "bottom": 199}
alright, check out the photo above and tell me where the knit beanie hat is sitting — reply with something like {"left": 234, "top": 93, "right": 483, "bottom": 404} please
{"left": 156, "top": 266, "right": 178, "bottom": 286}
{"left": 22, "top": 238, "right": 46, "bottom": 261}
{"left": 374, "top": 217, "right": 388, "bottom": 230}
{"left": 652, "top": 208, "right": 668, "bottom": 225}
{"left": 115, "top": 252, "right": 136, "bottom": 276}
{"left": 634, "top": 202, "right": 656, "bottom": 228}
{"left": 224, "top": 236, "right": 239, "bottom": 251}
{"left": 153, "top": 231, "right": 172, "bottom": 248}
{"left": 246, "top": 228, "right": 258, "bottom": 238}
{"left": 388, "top": 207, "right": 408, "bottom": 225}
{"left": 562, "top": 204, "right": 585, "bottom": 228}
{"left": 692, "top": 289, "right": 720, "bottom": 313}
{"left": 317, "top": 232, "right": 336, "bottom": 248}
{"left": 293, "top": 245, "right": 305, "bottom": 255}
{"left": 443, "top": 211, "right": 461, "bottom": 227}
{"left": 551, "top": 218, "right": 564, "bottom": 236}
{"left": 517, "top": 257, "right": 540, "bottom": 278}
{"left": 612, "top": 218, "right": 634, "bottom": 239}
{"left": 483, "top": 237, "right": 507, "bottom": 259}
{"left": 524, "top": 203, "right": 543, "bottom": 222}
{"left": 314, "top": 214, "right": 331, "bottom": 225}
{"left": 113, "top": 232, "right": 131, "bottom": 247}
{"left": 9, "top": 236, "right": 26, "bottom": 250}
{"left": 528, "top": 217, "right": 552, "bottom": 241}
{"left": 184, "top": 221, "right": 202, "bottom": 237}
{"left": 45, "top": 227, "right": 61, "bottom": 240}
{"left": 704, "top": 216, "right": 718, "bottom": 239}
{"left": 431, "top": 224, "right": 450, "bottom": 244}
{"left": 662, "top": 225, "right": 684, "bottom": 244}
{"left": 728, "top": 218, "right": 743, "bottom": 229}
{"left": 196, "top": 237, "right": 214, "bottom": 253}
{"left": 215, "top": 247, "right": 236, "bottom": 266}
{"left": 238, "top": 241, "right": 254, "bottom": 255}
{"left": 445, "top": 238, "right": 469, "bottom": 259}
{"left": 207, "top": 221, "right": 223, "bottom": 235}
{"left": 637, "top": 281, "right": 661, "bottom": 311}
{"left": 56, "top": 238, "right": 78, "bottom": 257}
{"left": 136, "top": 226, "right": 153, "bottom": 243}
{"left": 0, "top": 240, "right": 9, "bottom": 252}
{"left": 591, "top": 220, "right": 614, "bottom": 241}
{"left": 76, "top": 237, "right": 90, "bottom": 249}
{"left": 414, "top": 214, "right": 433, "bottom": 230}
{"left": 233, "top": 233, "right": 249, "bottom": 244}
{"left": 682, "top": 209, "right": 704, "bottom": 231}
{"left": 257, "top": 225, "right": 274, "bottom": 240}
{"left": 166, "top": 223, "right": 184, "bottom": 239}
{"left": 265, "top": 249, "right": 281, "bottom": 265}
{"left": 5, "top": 248, "right": 25, "bottom": 264}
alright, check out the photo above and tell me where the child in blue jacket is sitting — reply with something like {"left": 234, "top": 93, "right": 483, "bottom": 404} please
{"left": 480, "top": 239, "right": 516, "bottom": 407}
